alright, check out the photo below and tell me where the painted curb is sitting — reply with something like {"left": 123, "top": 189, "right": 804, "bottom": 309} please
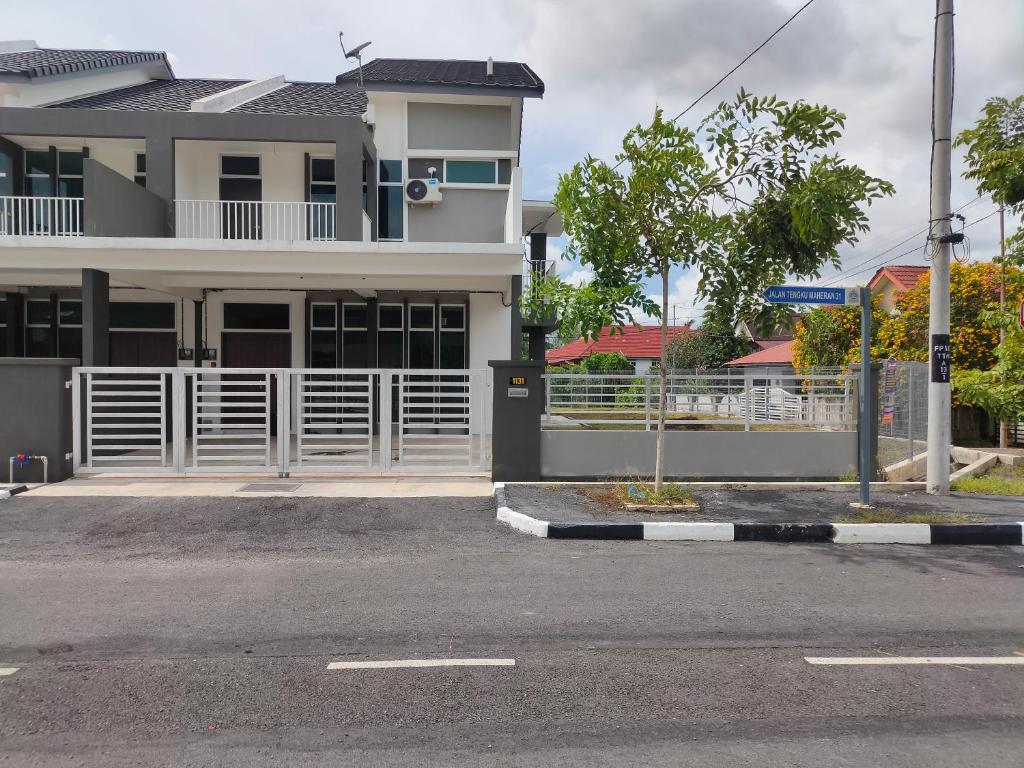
{"left": 493, "top": 486, "right": 1024, "bottom": 545}
{"left": 0, "top": 485, "right": 28, "bottom": 501}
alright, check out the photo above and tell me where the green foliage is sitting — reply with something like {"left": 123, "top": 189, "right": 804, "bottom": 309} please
{"left": 524, "top": 89, "right": 893, "bottom": 341}
{"left": 953, "top": 307, "right": 1024, "bottom": 421}
{"left": 527, "top": 90, "right": 893, "bottom": 489}
{"left": 665, "top": 320, "right": 751, "bottom": 369}
{"left": 579, "top": 352, "right": 632, "bottom": 373}
{"left": 955, "top": 95, "right": 1024, "bottom": 213}
{"left": 792, "top": 295, "right": 887, "bottom": 369}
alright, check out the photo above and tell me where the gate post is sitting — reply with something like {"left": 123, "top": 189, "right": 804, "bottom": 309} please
{"left": 488, "top": 359, "right": 544, "bottom": 482}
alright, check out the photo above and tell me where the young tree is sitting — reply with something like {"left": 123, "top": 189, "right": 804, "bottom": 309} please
{"left": 665, "top": 320, "right": 750, "bottom": 370}
{"left": 951, "top": 95, "right": 1024, "bottom": 423}
{"left": 525, "top": 92, "right": 893, "bottom": 490}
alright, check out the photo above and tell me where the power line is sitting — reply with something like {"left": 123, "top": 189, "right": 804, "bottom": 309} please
{"left": 669, "top": 0, "right": 818, "bottom": 125}
{"left": 829, "top": 208, "right": 999, "bottom": 284}
{"left": 526, "top": 0, "right": 820, "bottom": 238}
{"left": 821, "top": 195, "right": 982, "bottom": 286}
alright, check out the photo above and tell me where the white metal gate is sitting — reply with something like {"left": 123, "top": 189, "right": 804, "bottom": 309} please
{"left": 71, "top": 366, "right": 487, "bottom": 475}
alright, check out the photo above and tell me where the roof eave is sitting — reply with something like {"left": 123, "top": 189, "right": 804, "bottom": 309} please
{"left": 337, "top": 80, "right": 542, "bottom": 99}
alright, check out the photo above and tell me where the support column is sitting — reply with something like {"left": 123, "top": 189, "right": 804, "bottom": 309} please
{"left": 144, "top": 132, "right": 174, "bottom": 236}
{"left": 335, "top": 123, "right": 365, "bottom": 241}
{"left": 4, "top": 292, "right": 24, "bottom": 357}
{"left": 81, "top": 269, "right": 109, "bottom": 367}
{"left": 509, "top": 276, "right": 523, "bottom": 361}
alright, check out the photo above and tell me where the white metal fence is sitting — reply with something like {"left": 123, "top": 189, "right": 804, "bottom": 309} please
{"left": 543, "top": 369, "right": 856, "bottom": 430}
{"left": 174, "top": 200, "right": 337, "bottom": 241}
{"left": 72, "top": 367, "right": 487, "bottom": 474}
{"left": 0, "top": 196, "right": 84, "bottom": 236}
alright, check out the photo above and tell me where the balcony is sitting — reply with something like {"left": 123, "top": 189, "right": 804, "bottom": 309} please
{"left": 0, "top": 196, "right": 84, "bottom": 237}
{"left": 175, "top": 200, "right": 338, "bottom": 242}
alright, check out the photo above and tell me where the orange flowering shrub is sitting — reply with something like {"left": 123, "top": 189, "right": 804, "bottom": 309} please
{"left": 876, "top": 262, "right": 1023, "bottom": 371}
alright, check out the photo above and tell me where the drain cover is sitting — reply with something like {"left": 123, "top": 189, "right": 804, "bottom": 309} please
{"left": 239, "top": 483, "right": 302, "bottom": 493}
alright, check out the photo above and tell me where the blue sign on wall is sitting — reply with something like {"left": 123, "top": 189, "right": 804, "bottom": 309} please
{"left": 762, "top": 285, "right": 858, "bottom": 305}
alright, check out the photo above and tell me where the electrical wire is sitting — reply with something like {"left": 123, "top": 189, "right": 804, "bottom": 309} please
{"left": 525, "top": 0, "right": 820, "bottom": 239}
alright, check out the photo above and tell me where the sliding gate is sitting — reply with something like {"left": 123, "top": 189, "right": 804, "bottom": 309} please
{"left": 71, "top": 367, "right": 488, "bottom": 475}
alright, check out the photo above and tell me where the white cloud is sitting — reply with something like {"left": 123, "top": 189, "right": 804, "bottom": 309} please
{"left": 565, "top": 269, "right": 594, "bottom": 287}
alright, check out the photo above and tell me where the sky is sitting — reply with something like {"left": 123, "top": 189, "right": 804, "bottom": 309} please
{"left": 6, "top": 0, "right": 1021, "bottom": 325}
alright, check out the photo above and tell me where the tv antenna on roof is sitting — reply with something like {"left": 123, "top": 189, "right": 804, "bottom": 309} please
{"left": 339, "top": 31, "right": 372, "bottom": 88}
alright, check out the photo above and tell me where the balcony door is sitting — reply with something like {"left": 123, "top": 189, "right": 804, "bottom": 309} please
{"left": 219, "top": 155, "right": 261, "bottom": 240}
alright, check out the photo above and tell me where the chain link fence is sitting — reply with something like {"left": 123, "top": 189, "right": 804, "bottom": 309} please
{"left": 877, "top": 360, "right": 928, "bottom": 469}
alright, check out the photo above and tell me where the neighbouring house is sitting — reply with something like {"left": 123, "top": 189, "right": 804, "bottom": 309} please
{"left": 734, "top": 313, "right": 801, "bottom": 351}
{"left": 724, "top": 339, "right": 797, "bottom": 388}
{"left": 546, "top": 325, "right": 696, "bottom": 373}
{"left": 868, "top": 265, "right": 929, "bottom": 313}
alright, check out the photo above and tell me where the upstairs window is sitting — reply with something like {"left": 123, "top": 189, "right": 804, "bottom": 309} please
{"left": 134, "top": 153, "right": 146, "bottom": 187}
{"left": 378, "top": 160, "right": 403, "bottom": 241}
{"left": 446, "top": 160, "right": 496, "bottom": 184}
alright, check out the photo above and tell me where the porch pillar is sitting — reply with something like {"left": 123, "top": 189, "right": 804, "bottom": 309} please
{"left": 144, "top": 132, "right": 175, "bottom": 236}
{"left": 4, "top": 292, "right": 25, "bottom": 357}
{"left": 81, "top": 268, "right": 109, "bottom": 366}
{"left": 509, "top": 275, "right": 523, "bottom": 361}
{"left": 335, "top": 122, "right": 365, "bottom": 242}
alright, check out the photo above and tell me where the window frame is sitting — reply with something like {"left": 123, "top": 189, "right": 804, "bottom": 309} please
{"left": 134, "top": 152, "right": 146, "bottom": 188}
{"left": 219, "top": 154, "right": 262, "bottom": 179}
{"left": 377, "top": 159, "right": 404, "bottom": 241}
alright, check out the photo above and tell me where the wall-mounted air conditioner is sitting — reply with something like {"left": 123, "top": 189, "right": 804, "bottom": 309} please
{"left": 405, "top": 178, "right": 442, "bottom": 205}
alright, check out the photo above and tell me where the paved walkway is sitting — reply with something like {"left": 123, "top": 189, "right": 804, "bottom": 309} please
{"left": 19, "top": 475, "right": 494, "bottom": 499}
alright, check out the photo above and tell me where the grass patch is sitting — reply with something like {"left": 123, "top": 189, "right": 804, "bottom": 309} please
{"left": 834, "top": 506, "right": 983, "bottom": 524}
{"left": 952, "top": 462, "right": 1024, "bottom": 496}
{"left": 580, "top": 482, "right": 697, "bottom": 509}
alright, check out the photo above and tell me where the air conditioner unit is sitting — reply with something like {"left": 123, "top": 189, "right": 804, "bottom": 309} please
{"left": 405, "top": 178, "right": 442, "bottom": 205}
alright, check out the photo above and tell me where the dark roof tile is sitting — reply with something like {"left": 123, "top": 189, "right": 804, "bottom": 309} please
{"left": 48, "top": 79, "right": 243, "bottom": 111}
{"left": 230, "top": 82, "right": 366, "bottom": 116}
{"left": 0, "top": 48, "right": 170, "bottom": 78}
{"left": 338, "top": 58, "right": 543, "bottom": 94}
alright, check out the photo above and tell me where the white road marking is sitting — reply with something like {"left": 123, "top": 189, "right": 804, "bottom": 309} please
{"left": 806, "top": 656, "right": 1024, "bottom": 666}
{"left": 0, "top": 667, "right": 20, "bottom": 676}
{"left": 328, "top": 658, "right": 515, "bottom": 670}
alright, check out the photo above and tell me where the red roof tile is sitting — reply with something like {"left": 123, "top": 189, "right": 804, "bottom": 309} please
{"left": 546, "top": 325, "right": 696, "bottom": 365}
{"left": 868, "top": 265, "right": 929, "bottom": 292}
{"left": 726, "top": 339, "right": 796, "bottom": 367}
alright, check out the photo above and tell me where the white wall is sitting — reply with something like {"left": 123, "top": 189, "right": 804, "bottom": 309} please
{"left": 202, "top": 289, "right": 305, "bottom": 367}
{"left": 469, "top": 291, "right": 512, "bottom": 433}
{"left": 174, "top": 140, "right": 334, "bottom": 202}
{"left": 5, "top": 135, "right": 145, "bottom": 182}
{"left": 0, "top": 68, "right": 155, "bottom": 107}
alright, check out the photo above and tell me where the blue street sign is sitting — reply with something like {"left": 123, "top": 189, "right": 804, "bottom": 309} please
{"left": 763, "top": 285, "right": 859, "bottom": 306}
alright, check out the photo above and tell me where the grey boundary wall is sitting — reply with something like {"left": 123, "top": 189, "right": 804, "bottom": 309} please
{"left": 0, "top": 358, "right": 77, "bottom": 483}
{"left": 494, "top": 485, "right": 1024, "bottom": 545}
{"left": 540, "top": 430, "right": 859, "bottom": 481}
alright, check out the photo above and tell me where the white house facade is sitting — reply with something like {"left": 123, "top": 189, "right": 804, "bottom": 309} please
{"left": 0, "top": 41, "right": 561, "bottom": 474}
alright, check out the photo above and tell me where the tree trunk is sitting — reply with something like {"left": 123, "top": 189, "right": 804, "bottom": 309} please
{"left": 654, "top": 260, "right": 669, "bottom": 493}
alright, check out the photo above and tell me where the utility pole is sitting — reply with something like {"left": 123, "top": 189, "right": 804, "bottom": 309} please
{"left": 926, "top": 0, "right": 954, "bottom": 495}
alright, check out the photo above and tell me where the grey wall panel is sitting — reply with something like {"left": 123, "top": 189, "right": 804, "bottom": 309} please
{"left": 408, "top": 189, "right": 507, "bottom": 243}
{"left": 83, "top": 158, "right": 167, "bottom": 237}
{"left": 0, "top": 358, "right": 77, "bottom": 483}
{"left": 540, "top": 430, "right": 859, "bottom": 481}
{"left": 407, "top": 103, "right": 512, "bottom": 151}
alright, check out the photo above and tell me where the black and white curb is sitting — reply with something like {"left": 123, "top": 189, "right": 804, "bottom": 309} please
{"left": 494, "top": 484, "right": 1024, "bottom": 545}
{"left": 0, "top": 485, "right": 28, "bottom": 501}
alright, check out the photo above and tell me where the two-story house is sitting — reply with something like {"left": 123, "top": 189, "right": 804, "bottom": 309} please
{"left": 0, "top": 40, "right": 561, "bottom": 474}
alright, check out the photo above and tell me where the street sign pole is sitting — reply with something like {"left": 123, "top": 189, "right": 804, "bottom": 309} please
{"left": 762, "top": 283, "right": 872, "bottom": 506}
{"left": 858, "top": 286, "right": 872, "bottom": 507}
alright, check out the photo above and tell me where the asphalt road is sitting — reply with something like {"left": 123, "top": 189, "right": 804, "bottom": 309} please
{"left": 1, "top": 494, "right": 1022, "bottom": 766}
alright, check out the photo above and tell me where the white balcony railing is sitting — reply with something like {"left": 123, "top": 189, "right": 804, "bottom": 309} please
{"left": 523, "top": 257, "right": 556, "bottom": 294}
{"left": 0, "top": 196, "right": 84, "bottom": 236}
{"left": 174, "top": 200, "right": 337, "bottom": 241}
